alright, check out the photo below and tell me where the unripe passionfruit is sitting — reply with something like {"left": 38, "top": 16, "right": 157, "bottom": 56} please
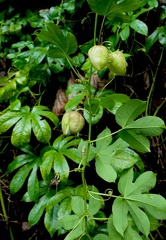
{"left": 62, "top": 111, "right": 85, "bottom": 135}
{"left": 88, "top": 45, "right": 109, "bottom": 71}
{"left": 107, "top": 50, "right": 127, "bottom": 76}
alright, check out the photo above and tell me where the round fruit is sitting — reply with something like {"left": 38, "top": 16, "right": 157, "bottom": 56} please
{"left": 88, "top": 45, "right": 109, "bottom": 71}
{"left": 107, "top": 50, "right": 127, "bottom": 76}
{"left": 62, "top": 111, "right": 85, "bottom": 135}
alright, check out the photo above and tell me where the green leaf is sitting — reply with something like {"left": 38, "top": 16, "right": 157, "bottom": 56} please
{"left": 115, "top": 99, "right": 146, "bottom": 128}
{"left": 58, "top": 197, "right": 72, "bottom": 220}
{"left": 31, "top": 113, "right": 51, "bottom": 143}
{"left": 125, "top": 224, "right": 143, "bottom": 240}
{"left": 110, "top": 148, "right": 142, "bottom": 173}
{"left": 53, "top": 152, "right": 69, "bottom": 181}
{"left": 107, "top": 217, "right": 123, "bottom": 239}
{"left": 8, "top": 153, "right": 35, "bottom": 172}
{"left": 130, "top": 19, "right": 148, "bottom": 36}
{"left": 28, "top": 193, "right": 52, "bottom": 226}
{"left": 95, "top": 155, "right": 117, "bottom": 182}
{"left": 87, "top": 0, "right": 141, "bottom": 23}
{"left": 37, "top": 23, "right": 77, "bottom": 56}
{"left": 118, "top": 168, "right": 156, "bottom": 196}
{"left": 11, "top": 115, "right": 31, "bottom": 147}
{"left": 113, "top": 168, "right": 166, "bottom": 237}
{"left": 88, "top": 187, "right": 101, "bottom": 216}
{"left": 65, "top": 92, "right": 87, "bottom": 111}
{"left": 10, "top": 161, "right": 35, "bottom": 194}
{"left": 112, "top": 198, "right": 128, "bottom": 236}
{"left": 46, "top": 187, "right": 75, "bottom": 211}
{"left": 44, "top": 205, "right": 59, "bottom": 237}
{"left": 127, "top": 200, "right": 150, "bottom": 237}
{"left": 119, "top": 129, "right": 150, "bottom": 153}
{"left": 96, "top": 127, "right": 112, "bottom": 151}
{"left": 66, "top": 84, "right": 87, "bottom": 96}
{"left": 40, "top": 150, "right": 54, "bottom": 181}
{"left": 0, "top": 111, "right": 24, "bottom": 134}
{"left": 60, "top": 214, "right": 81, "bottom": 230}
{"left": 135, "top": 194, "right": 166, "bottom": 220}
{"left": 93, "top": 234, "right": 110, "bottom": 240}
{"left": 84, "top": 105, "right": 103, "bottom": 125}
{"left": 27, "top": 163, "right": 39, "bottom": 202}
{"left": 99, "top": 96, "right": 115, "bottom": 111}
{"left": 145, "top": 27, "right": 160, "bottom": 53}
{"left": 125, "top": 116, "right": 165, "bottom": 136}
{"left": 71, "top": 196, "right": 84, "bottom": 215}
{"left": 62, "top": 148, "right": 82, "bottom": 164}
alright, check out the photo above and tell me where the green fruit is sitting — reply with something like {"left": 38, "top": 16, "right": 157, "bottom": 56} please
{"left": 88, "top": 45, "right": 109, "bottom": 71}
{"left": 107, "top": 50, "right": 127, "bottom": 76}
{"left": 62, "top": 111, "right": 85, "bottom": 135}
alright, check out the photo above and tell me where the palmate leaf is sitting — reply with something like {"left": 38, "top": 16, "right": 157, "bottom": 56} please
{"left": 0, "top": 105, "right": 59, "bottom": 147}
{"left": 112, "top": 168, "right": 166, "bottom": 237}
{"left": 87, "top": 0, "right": 141, "bottom": 23}
{"left": 8, "top": 152, "right": 40, "bottom": 195}
{"left": 115, "top": 99, "right": 146, "bottom": 128}
{"left": 36, "top": 23, "right": 78, "bottom": 57}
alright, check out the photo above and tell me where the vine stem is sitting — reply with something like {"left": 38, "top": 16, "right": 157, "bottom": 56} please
{"left": 145, "top": 47, "right": 164, "bottom": 116}
{"left": 94, "top": 13, "right": 98, "bottom": 45}
{"left": 0, "top": 181, "right": 15, "bottom": 240}
{"left": 81, "top": 66, "right": 93, "bottom": 236}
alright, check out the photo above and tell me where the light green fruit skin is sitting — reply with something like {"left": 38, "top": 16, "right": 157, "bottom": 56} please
{"left": 62, "top": 111, "right": 85, "bottom": 135}
{"left": 107, "top": 50, "right": 127, "bottom": 76}
{"left": 88, "top": 45, "right": 109, "bottom": 71}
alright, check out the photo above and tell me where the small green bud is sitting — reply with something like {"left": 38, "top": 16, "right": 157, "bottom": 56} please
{"left": 107, "top": 50, "right": 127, "bottom": 76}
{"left": 62, "top": 111, "right": 85, "bottom": 135}
{"left": 88, "top": 45, "right": 109, "bottom": 71}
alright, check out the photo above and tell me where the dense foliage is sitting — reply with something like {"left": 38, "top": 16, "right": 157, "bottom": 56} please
{"left": 0, "top": 0, "right": 166, "bottom": 239}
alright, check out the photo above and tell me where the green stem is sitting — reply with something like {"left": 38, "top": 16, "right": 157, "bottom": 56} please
{"left": 94, "top": 14, "right": 98, "bottom": 45}
{"left": 98, "top": 16, "right": 105, "bottom": 44}
{"left": 65, "top": 55, "right": 81, "bottom": 79}
{"left": 145, "top": 47, "right": 164, "bottom": 115}
{"left": 153, "top": 98, "right": 166, "bottom": 116}
{"left": 90, "top": 129, "right": 121, "bottom": 143}
{"left": 0, "top": 182, "right": 14, "bottom": 240}
{"left": 81, "top": 66, "right": 93, "bottom": 235}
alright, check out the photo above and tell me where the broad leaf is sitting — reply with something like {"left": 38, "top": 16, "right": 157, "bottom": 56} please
{"left": 112, "top": 168, "right": 166, "bottom": 237}
{"left": 110, "top": 148, "right": 142, "bottom": 173}
{"left": 27, "top": 163, "right": 39, "bottom": 202}
{"left": 118, "top": 129, "right": 150, "bottom": 153}
{"left": 112, "top": 198, "right": 128, "bottom": 236}
{"left": 46, "top": 187, "right": 75, "bottom": 211}
{"left": 93, "top": 234, "right": 110, "bottom": 240}
{"left": 125, "top": 116, "right": 165, "bottom": 136}
{"left": 28, "top": 192, "right": 55, "bottom": 226}
{"left": 10, "top": 161, "right": 36, "bottom": 194}
{"left": 31, "top": 113, "right": 51, "bottom": 143}
{"left": 65, "top": 92, "right": 87, "bottom": 111}
{"left": 44, "top": 205, "right": 59, "bottom": 237}
{"left": 11, "top": 115, "right": 31, "bottom": 147}
{"left": 8, "top": 153, "right": 36, "bottom": 172}
{"left": 87, "top": 186, "right": 102, "bottom": 217}
{"left": 115, "top": 99, "right": 146, "bottom": 128}
{"left": 40, "top": 150, "right": 55, "bottom": 181}
{"left": 96, "top": 127, "right": 112, "bottom": 150}
{"left": 71, "top": 196, "right": 84, "bottom": 215}
{"left": 0, "top": 111, "right": 24, "bottom": 133}
{"left": 87, "top": 0, "right": 141, "bottom": 23}
{"left": 37, "top": 23, "right": 78, "bottom": 56}
{"left": 95, "top": 156, "right": 117, "bottom": 182}
{"left": 130, "top": 19, "right": 148, "bottom": 36}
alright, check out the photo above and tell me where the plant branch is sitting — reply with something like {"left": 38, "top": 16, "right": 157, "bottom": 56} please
{"left": 145, "top": 47, "right": 164, "bottom": 115}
